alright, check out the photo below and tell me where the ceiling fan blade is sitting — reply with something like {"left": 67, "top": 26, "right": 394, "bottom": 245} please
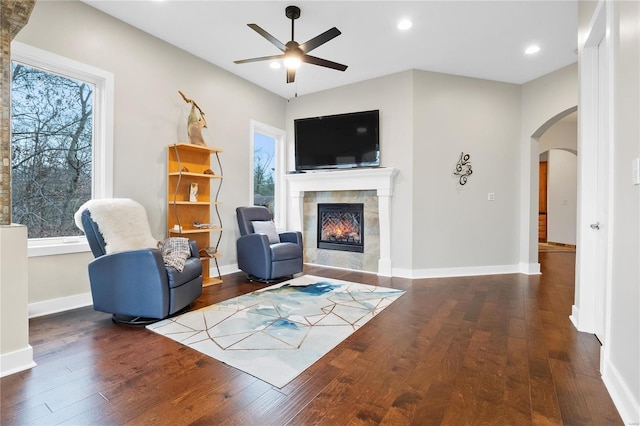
{"left": 302, "top": 55, "right": 348, "bottom": 72}
{"left": 247, "top": 23, "right": 286, "bottom": 52}
{"left": 286, "top": 67, "right": 296, "bottom": 84}
{"left": 299, "top": 27, "right": 341, "bottom": 53}
{"left": 234, "top": 54, "right": 284, "bottom": 64}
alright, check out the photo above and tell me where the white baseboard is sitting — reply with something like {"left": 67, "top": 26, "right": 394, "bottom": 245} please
{"left": 24, "top": 263, "right": 532, "bottom": 318}
{"left": 230, "top": 262, "right": 536, "bottom": 280}
{"left": 214, "top": 263, "right": 523, "bottom": 280}
{"left": 519, "top": 262, "right": 541, "bottom": 275}
{"left": 214, "top": 263, "right": 240, "bottom": 277}
{"left": 569, "top": 305, "right": 580, "bottom": 329}
{"left": 0, "top": 345, "right": 36, "bottom": 378}
{"left": 28, "top": 292, "right": 93, "bottom": 318}
{"left": 601, "top": 354, "right": 640, "bottom": 424}
{"left": 377, "top": 259, "right": 392, "bottom": 277}
{"left": 304, "top": 262, "right": 379, "bottom": 276}
{"left": 393, "top": 264, "right": 522, "bottom": 279}
{"left": 26, "top": 266, "right": 243, "bottom": 318}
{"left": 391, "top": 267, "right": 415, "bottom": 278}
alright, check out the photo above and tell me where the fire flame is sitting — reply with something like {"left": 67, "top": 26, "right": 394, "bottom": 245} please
{"left": 322, "top": 221, "right": 360, "bottom": 243}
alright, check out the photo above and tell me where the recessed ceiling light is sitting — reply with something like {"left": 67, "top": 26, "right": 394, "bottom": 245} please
{"left": 270, "top": 61, "right": 281, "bottom": 69}
{"left": 525, "top": 45, "right": 541, "bottom": 55}
{"left": 397, "top": 19, "right": 412, "bottom": 31}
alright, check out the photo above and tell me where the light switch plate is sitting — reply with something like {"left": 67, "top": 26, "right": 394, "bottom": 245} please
{"left": 633, "top": 158, "right": 640, "bottom": 185}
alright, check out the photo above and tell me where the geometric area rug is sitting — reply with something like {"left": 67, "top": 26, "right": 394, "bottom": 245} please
{"left": 147, "top": 275, "right": 405, "bottom": 388}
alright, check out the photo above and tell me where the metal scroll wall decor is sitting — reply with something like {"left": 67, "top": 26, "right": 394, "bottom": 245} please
{"left": 454, "top": 152, "right": 472, "bottom": 185}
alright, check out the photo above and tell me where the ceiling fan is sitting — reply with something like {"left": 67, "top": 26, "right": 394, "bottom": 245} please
{"left": 234, "top": 5, "right": 348, "bottom": 84}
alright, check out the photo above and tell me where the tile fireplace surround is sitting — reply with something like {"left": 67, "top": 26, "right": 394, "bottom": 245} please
{"left": 286, "top": 168, "right": 398, "bottom": 276}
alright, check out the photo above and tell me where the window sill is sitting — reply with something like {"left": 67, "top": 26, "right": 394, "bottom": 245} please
{"left": 28, "top": 237, "right": 90, "bottom": 258}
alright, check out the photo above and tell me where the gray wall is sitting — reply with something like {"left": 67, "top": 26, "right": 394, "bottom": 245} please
{"left": 412, "top": 71, "right": 521, "bottom": 270}
{"left": 14, "top": 0, "right": 286, "bottom": 304}
{"left": 519, "top": 63, "right": 578, "bottom": 272}
{"left": 540, "top": 113, "right": 578, "bottom": 152}
{"left": 286, "top": 69, "right": 523, "bottom": 275}
{"left": 608, "top": 0, "right": 640, "bottom": 417}
{"left": 540, "top": 115, "right": 578, "bottom": 245}
{"left": 547, "top": 149, "right": 577, "bottom": 245}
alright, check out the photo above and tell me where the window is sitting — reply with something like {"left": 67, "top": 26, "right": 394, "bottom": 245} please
{"left": 250, "top": 121, "right": 285, "bottom": 227}
{"left": 11, "top": 62, "right": 93, "bottom": 238}
{"left": 253, "top": 133, "right": 276, "bottom": 214}
{"left": 10, "top": 42, "right": 114, "bottom": 256}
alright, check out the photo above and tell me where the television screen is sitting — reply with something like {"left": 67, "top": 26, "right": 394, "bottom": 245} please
{"left": 294, "top": 110, "right": 379, "bottom": 171}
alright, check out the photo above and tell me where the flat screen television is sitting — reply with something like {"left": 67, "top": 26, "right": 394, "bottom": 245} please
{"left": 294, "top": 110, "right": 379, "bottom": 171}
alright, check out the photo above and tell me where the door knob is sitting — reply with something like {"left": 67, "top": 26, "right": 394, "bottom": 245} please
{"left": 590, "top": 222, "right": 600, "bottom": 230}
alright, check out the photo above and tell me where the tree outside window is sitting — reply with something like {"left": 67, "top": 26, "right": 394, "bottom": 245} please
{"left": 11, "top": 62, "right": 93, "bottom": 238}
{"left": 253, "top": 132, "right": 276, "bottom": 218}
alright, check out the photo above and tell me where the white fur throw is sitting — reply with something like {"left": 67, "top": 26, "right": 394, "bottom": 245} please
{"left": 74, "top": 198, "right": 159, "bottom": 254}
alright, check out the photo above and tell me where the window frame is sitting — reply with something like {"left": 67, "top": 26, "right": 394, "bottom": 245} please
{"left": 249, "top": 120, "right": 286, "bottom": 229}
{"left": 11, "top": 42, "right": 114, "bottom": 257}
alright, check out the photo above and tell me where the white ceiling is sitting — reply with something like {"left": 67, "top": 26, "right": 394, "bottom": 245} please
{"left": 82, "top": 0, "right": 578, "bottom": 99}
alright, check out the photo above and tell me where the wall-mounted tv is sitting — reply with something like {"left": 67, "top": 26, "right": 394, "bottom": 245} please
{"left": 294, "top": 109, "right": 379, "bottom": 171}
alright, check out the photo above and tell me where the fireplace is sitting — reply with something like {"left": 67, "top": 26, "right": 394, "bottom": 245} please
{"left": 286, "top": 167, "right": 398, "bottom": 276}
{"left": 317, "top": 203, "right": 364, "bottom": 253}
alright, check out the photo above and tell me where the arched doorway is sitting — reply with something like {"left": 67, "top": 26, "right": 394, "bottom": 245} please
{"left": 528, "top": 106, "right": 578, "bottom": 257}
{"left": 538, "top": 111, "right": 578, "bottom": 250}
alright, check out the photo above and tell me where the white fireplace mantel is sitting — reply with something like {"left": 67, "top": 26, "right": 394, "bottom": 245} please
{"left": 286, "top": 167, "right": 398, "bottom": 276}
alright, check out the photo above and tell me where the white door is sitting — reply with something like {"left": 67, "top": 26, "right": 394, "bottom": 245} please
{"left": 592, "top": 36, "right": 610, "bottom": 344}
{"left": 574, "top": 1, "right": 612, "bottom": 362}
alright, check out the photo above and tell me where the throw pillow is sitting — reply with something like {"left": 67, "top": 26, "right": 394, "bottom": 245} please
{"left": 159, "top": 237, "right": 191, "bottom": 272}
{"left": 251, "top": 220, "right": 280, "bottom": 244}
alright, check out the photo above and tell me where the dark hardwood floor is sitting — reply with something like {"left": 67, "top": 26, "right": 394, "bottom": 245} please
{"left": 1, "top": 252, "right": 623, "bottom": 425}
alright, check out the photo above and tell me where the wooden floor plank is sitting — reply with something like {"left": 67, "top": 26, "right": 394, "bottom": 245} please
{"left": 251, "top": 365, "right": 342, "bottom": 425}
{"left": 0, "top": 253, "right": 624, "bottom": 425}
{"left": 577, "top": 371, "right": 625, "bottom": 425}
{"left": 34, "top": 393, "right": 110, "bottom": 426}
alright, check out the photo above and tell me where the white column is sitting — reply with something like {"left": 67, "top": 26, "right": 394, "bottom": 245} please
{"left": 377, "top": 189, "right": 393, "bottom": 276}
{"left": 0, "top": 224, "right": 36, "bottom": 377}
{"left": 289, "top": 189, "right": 305, "bottom": 232}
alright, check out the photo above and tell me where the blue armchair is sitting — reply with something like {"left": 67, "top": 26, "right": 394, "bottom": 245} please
{"left": 75, "top": 199, "right": 202, "bottom": 324}
{"left": 236, "top": 206, "right": 303, "bottom": 282}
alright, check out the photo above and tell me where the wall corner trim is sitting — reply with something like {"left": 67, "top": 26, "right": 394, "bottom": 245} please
{"left": 0, "top": 345, "right": 36, "bottom": 378}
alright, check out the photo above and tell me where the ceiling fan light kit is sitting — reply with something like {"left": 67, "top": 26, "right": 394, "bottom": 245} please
{"left": 283, "top": 42, "right": 303, "bottom": 69}
{"left": 234, "top": 5, "right": 348, "bottom": 83}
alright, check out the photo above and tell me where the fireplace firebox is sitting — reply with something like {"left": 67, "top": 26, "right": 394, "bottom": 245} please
{"left": 317, "top": 203, "right": 364, "bottom": 253}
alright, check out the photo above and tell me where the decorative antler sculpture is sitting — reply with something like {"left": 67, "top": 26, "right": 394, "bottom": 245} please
{"left": 178, "top": 90, "right": 207, "bottom": 146}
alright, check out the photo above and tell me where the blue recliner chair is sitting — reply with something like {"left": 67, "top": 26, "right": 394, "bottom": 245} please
{"left": 236, "top": 206, "right": 303, "bottom": 282}
{"left": 75, "top": 199, "right": 202, "bottom": 324}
